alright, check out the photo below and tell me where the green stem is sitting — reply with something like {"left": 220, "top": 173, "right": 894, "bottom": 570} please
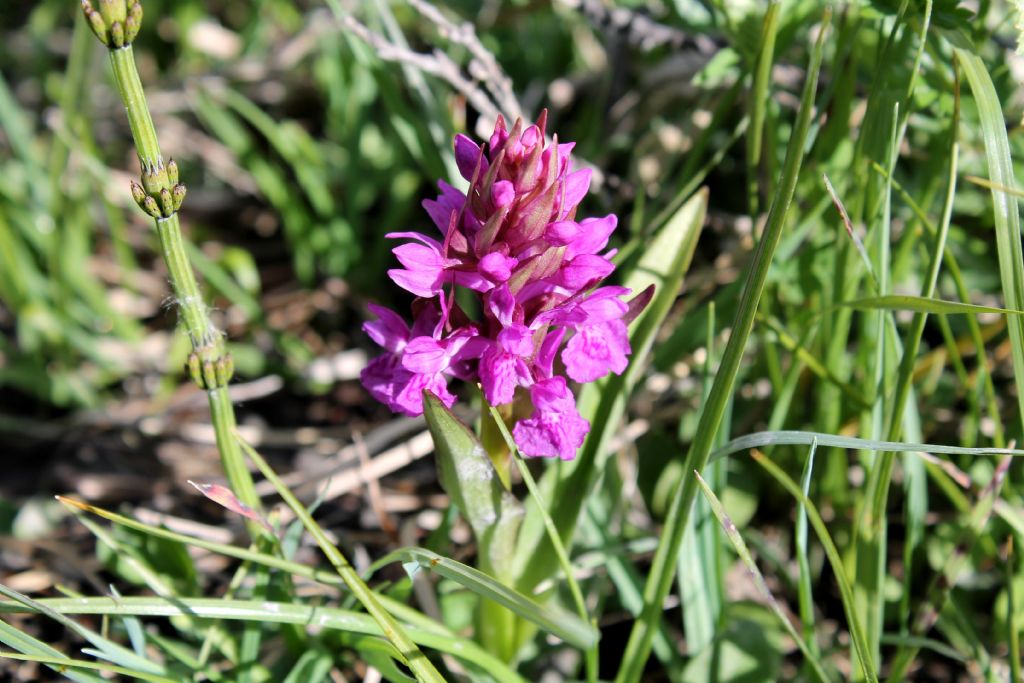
{"left": 101, "top": 44, "right": 258, "bottom": 523}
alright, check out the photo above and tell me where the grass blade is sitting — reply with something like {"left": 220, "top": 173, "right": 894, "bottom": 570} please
{"left": 694, "top": 471, "right": 831, "bottom": 682}
{"left": 371, "top": 546, "right": 598, "bottom": 651}
{"left": 751, "top": 450, "right": 877, "bottom": 682}
{"left": 956, "top": 50, "right": 1024, "bottom": 427}
{"left": 0, "top": 597, "right": 524, "bottom": 683}
{"left": 707, "top": 430, "right": 1024, "bottom": 463}
{"left": 835, "top": 295, "right": 1020, "bottom": 316}
{"left": 796, "top": 440, "right": 820, "bottom": 665}
{"left": 614, "top": 12, "right": 831, "bottom": 679}
{"left": 235, "top": 435, "right": 446, "bottom": 683}
{"left": 614, "top": 15, "right": 831, "bottom": 681}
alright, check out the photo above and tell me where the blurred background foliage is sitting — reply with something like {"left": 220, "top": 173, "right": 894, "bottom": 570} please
{"left": 2, "top": 0, "right": 1024, "bottom": 679}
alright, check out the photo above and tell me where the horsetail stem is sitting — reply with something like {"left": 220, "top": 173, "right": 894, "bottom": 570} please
{"left": 81, "top": 0, "right": 260, "bottom": 529}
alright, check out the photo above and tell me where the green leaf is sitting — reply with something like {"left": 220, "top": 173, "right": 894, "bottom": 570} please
{"left": 371, "top": 547, "right": 598, "bottom": 651}
{"left": 836, "top": 295, "right": 1024, "bottom": 316}
{"left": 707, "top": 430, "right": 1024, "bottom": 464}
{"left": 0, "top": 596, "right": 526, "bottom": 683}
{"left": 421, "top": 392, "right": 523, "bottom": 580}
{"left": 957, "top": 51, "right": 1024, "bottom": 432}
{"left": 0, "top": 619, "right": 104, "bottom": 683}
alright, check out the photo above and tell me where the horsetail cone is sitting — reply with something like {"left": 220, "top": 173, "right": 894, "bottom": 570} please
{"left": 172, "top": 183, "right": 187, "bottom": 211}
{"left": 98, "top": 0, "right": 127, "bottom": 25}
{"left": 82, "top": 0, "right": 141, "bottom": 48}
{"left": 81, "top": 2, "right": 109, "bottom": 44}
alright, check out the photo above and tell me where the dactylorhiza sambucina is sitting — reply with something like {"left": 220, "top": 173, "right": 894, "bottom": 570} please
{"left": 361, "top": 112, "right": 647, "bottom": 460}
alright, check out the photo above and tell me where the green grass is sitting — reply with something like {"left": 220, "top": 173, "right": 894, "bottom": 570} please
{"left": 2, "top": 0, "right": 1024, "bottom": 681}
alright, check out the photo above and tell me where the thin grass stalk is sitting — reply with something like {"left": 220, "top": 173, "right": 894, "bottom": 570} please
{"left": 870, "top": 162, "right": 1006, "bottom": 446}
{"left": 612, "top": 13, "right": 831, "bottom": 683}
{"left": 234, "top": 436, "right": 446, "bottom": 683}
{"left": 0, "top": 597, "right": 523, "bottom": 683}
{"left": 955, "top": 52, "right": 1024, "bottom": 429}
{"left": 796, "top": 440, "right": 820, "bottom": 664}
{"left": 0, "top": 653, "right": 174, "bottom": 683}
{"left": 1006, "top": 536, "right": 1022, "bottom": 683}
{"left": 694, "top": 471, "right": 831, "bottom": 682}
{"left": 858, "top": 23, "right": 952, "bottom": 657}
{"left": 887, "top": 457, "right": 1011, "bottom": 680}
{"left": 79, "top": 1, "right": 259, "bottom": 526}
{"left": 746, "top": 1, "right": 781, "bottom": 217}
{"left": 487, "top": 405, "right": 597, "bottom": 683}
{"left": 852, "top": 7, "right": 934, "bottom": 664}
{"left": 751, "top": 451, "right": 878, "bottom": 682}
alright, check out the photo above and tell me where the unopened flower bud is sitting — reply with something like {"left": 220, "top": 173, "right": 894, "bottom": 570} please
{"left": 82, "top": 1, "right": 109, "bottom": 45}
{"left": 109, "top": 20, "right": 125, "bottom": 48}
{"left": 159, "top": 187, "right": 174, "bottom": 217}
{"left": 166, "top": 158, "right": 179, "bottom": 186}
{"left": 98, "top": 0, "right": 127, "bottom": 26}
{"left": 172, "top": 183, "right": 187, "bottom": 211}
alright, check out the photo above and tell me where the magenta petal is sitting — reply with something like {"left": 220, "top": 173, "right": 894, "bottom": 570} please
{"left": 394, "top": 372, "right": 454, "bottom": 416}
{"left": 577, "top": 287, "right": 630, "bottom": 322}
{"left": 566, "top": 214, "right": 617, "bottom": 258}
{"left": 388, "top": 268, "right": 443, "bottom": 298}
{"left": 361, "top": 354, "right": 406, "bottom": 408}
{"left": 535, "top": 327, "right": 567, "bottom": 378}
{"left": 401, "top": 336, "right": 451, "bottom": 374}
{"left": 422, "top": 182, "right": 467, "bottom": 234}
{"left": 479, "top": 252, "right": 517, "bottom": 283}
{"left": 363, "top": 304, "right": 409, "bottom": 353}
{"left": 480, "top": 346, "right": 522, "bottom": 405}
{"left": 498, "top": 324, "right": 534, "bottom": 356}
{"left": 545, "top": 220, "right": 581, "bottom": 246}
{"left": 391, "top": 241, "right": 441, "bottom": 265}
{"left": 562, "top": 320, "right": 630, "bottom": 382}
{"left": 487, "top": 284, "right": 518, "bottom": 327}
{"left": 492, "top": 180, "right": 515, "bottom": 208}
{"left": 561, "top": 168, "right": 592, "bottom": 213}
{"left": 455, "top": 134, "right": 486, "bottom": 181}
{"left": 553, "top": 254, "right": 616, "bottom": 291}
{"left": 512, "top": 377, "right": 589, "bottom": 460}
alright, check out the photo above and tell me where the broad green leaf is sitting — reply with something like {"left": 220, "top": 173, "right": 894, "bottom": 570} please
{"left": 421, "top": 393, "right": 523, "bottom": 580}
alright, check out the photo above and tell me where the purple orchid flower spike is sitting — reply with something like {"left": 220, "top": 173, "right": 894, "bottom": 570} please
{"left": 361, "top": 112, "right": 650, "bottom": 459}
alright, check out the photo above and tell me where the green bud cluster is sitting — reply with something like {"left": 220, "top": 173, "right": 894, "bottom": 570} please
{"left": 187, "top": 351, "right": 235, "bottom": 391}
{"left": 130, "top": 159, "right": 186, "bottom": 219}
{"left": 82, "top": 0, "right": 143, "bottom": 49}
